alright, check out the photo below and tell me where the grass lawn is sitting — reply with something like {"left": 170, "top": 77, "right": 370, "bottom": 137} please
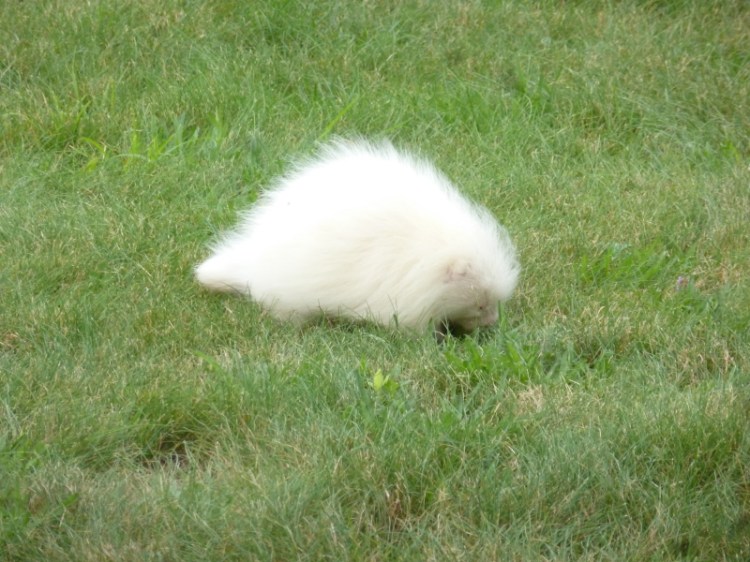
{"left": 1, "top": 1, "right": 749, "bottom": 560}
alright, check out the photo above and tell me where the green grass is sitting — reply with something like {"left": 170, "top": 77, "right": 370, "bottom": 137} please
{"left": 2, "top": 0, "right": 749, "bottom": 559}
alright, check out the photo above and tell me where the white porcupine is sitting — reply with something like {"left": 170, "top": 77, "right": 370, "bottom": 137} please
{"left": 195, "top": 139, "right": 520, "bottom": 335}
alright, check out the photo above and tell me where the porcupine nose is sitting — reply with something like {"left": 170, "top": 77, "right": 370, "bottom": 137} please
{"left": 480, "top": 306, "right": 499, "bottom": 327}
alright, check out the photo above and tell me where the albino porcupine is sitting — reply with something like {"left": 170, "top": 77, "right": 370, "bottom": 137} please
{"left": 196, "top": 139, "right": 520, "bottom": 335}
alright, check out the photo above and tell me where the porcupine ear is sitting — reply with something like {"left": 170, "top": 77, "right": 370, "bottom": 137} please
{"left": 443, "top": 259, "right": 473, "bottom": 283}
